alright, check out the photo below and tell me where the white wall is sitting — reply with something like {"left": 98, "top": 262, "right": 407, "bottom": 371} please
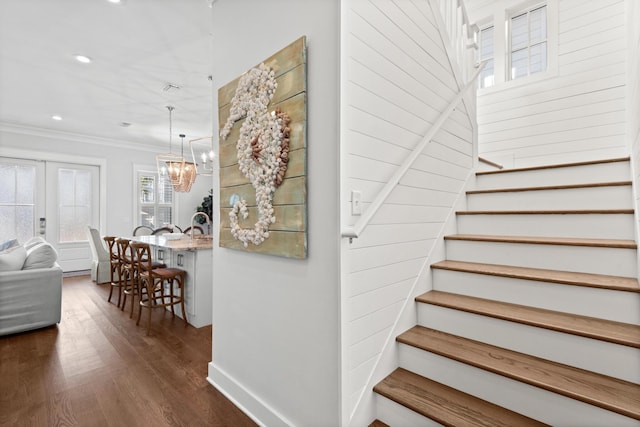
{"left": 207, "top": 1, "right": 341, "bottom": 426}
{"left": 0, "top": 125, "right": 210, "bottom": 237}
{"left": 341, "top": 0, "right": 475, "bottom": 424}
{"left": 471, "top": 0, "right": 628, "bottom": 167}
{"left": 628, "top": 0, "right": 640, "bottom": 261}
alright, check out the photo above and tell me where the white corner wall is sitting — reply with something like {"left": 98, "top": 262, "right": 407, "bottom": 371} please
{"left": 628, "top": 0, "right": 640, "bottom": 254}
{"left": 473, "top": 0, "right": 628, "bottom": 168}
{"left": 207, "top": 1, "right": 341, "bottom": 426}
{"left": 341, "top": 0, "right": 475, "bottom": 424}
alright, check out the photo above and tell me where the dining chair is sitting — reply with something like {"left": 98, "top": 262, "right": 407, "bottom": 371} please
{"left": 87, "top": 226, "right": 110, "bottom": 284}
{"left": 183, "top": 225, "right": 204, "bottom": 236}
{"left": 132, "top": 225, "right": 153, "bottom": 236}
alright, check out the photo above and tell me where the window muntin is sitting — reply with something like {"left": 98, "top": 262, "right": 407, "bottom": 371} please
{"left": 138, "top": 171, "right": 173, "bottom": 228}
{"left": 479, "top": 25, "right": 495, "bottom": 88}
{"left": 0, "top": 162, "right": 36, "bottom": 243}
{"left": 58, "top": 168, "right": 92, "bottom": 242}
{"left": 509, "top": 5, "right": 547, "bottom": 80}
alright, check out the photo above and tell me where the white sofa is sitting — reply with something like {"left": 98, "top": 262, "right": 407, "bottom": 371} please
{"left": 0, "top": 237, "right": 63, "bottom": 336}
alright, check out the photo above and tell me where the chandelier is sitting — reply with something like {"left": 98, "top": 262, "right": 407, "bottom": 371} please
{"left": 189, "top": 136, "right": 215, "bottom": 176}
{"left": 173, "top": 134, "right": 197, "bottom": 192}
{"left": 155, "top": 106, "right": 196, "bottom": 192}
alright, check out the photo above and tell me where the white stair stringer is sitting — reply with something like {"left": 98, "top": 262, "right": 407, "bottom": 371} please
{"left": 398, "top": 344, "right": 640, "bottom": 427}
{"left": 416, "top": 303, "right": 640, "bottom": 383}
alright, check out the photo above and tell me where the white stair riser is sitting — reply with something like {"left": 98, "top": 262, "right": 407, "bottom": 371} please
{"left": 466, "top": 186, "right": 633, "bottom": 211}
{"left": 444, "top": 240, "right": 637, "bottom": 278}
{"left": 399, "top": 345, "right": 640, "bottom": 427}
{"left": 475, "top": 162, "right": 631, "bottom": 189}
{"left": 416, "top": 304, "right": 640, "bottom": 383}
{"left": 376, "top": 395, "right": 441, "bottom": 427}
{"left": 456, "top": 213, "right": 635, "bottom": 240}
{"left": 432, "top": 269, "right": 640, "bottom": 324}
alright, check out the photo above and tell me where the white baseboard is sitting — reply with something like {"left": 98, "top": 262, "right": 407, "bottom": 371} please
{"left": 207, "top": 362, "right": 293, "bottom": 427}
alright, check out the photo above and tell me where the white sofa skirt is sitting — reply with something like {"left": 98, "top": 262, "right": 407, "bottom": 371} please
{"left": 0, "top": 263, "right": 63, "bottom": 336}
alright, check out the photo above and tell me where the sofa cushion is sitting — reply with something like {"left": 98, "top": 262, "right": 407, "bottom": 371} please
{"left": 24, "top": 236, "right": 46, "bottom": 250}
{"left": 0, "top": 245, "right": 27, "bottom": 271}
{"left": 0, "top": 239, "right": 19, "bottom": 252}
{"left": 23, "top": 242, "right": 58, "bottom": 270}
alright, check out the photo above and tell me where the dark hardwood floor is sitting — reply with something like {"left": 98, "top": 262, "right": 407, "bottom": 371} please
{"left": 0, "top": 275, "right": 256, "bottom": 427}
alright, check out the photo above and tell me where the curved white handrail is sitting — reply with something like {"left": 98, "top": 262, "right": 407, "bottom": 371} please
{"left": 341, "top": 61, "right": 487, "bottom": 241}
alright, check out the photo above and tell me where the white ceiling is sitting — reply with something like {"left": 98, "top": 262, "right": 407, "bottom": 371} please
{"left": 0, "top": 0, "right": 214, "bottom": 151}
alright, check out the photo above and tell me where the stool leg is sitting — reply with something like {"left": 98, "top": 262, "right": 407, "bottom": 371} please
{"left": 179, "top": 274, "right": 187, "bottom": 327}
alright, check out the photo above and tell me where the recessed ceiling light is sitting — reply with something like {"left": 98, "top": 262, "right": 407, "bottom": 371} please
{"left": 51, "top": 115, "right": 62, "bottom": 121}
{"left": 74, "top": 55, "right": 92, "bottom": 64}
{"left": 107, "top": 0, "right": 122, "bottom": 3}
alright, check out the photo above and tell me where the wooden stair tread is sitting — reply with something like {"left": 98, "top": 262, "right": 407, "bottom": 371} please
{"left": 467, "top": 180, "right": 631, "bottom": 195}
{"left": 476, "top": 157, "right": 630, "bottom": 176}
{"left": 431, "top": 260, "right": 640, "bottom": 293}
{"left": 444, "top": 234, "right": 637, "bottom": 249}
{"left": 374, "top": 368, "right": 549, "bottom": 427}
{"left": 368, "top": 420, "right": 389, "bottom": 427}
{"left": 457, "top": 209, "right": 634, "bottom": 215}
{"left": 398, "top": 327, "right": 640, "bottom": 420}
{"left": 417, "top": 290, "right": 640, "bottom": 348}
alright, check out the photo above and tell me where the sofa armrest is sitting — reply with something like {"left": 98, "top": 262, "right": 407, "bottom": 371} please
{"left": 0, "top": 263, "right": 63, "bottom": 336}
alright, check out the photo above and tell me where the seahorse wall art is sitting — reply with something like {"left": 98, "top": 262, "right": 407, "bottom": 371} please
{"left": 218, "top": 36, "right": 307, "bottom": 259}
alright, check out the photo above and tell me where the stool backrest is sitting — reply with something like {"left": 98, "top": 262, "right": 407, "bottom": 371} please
{"left": 130, "top": 242, "right": 153, "bottom": 273}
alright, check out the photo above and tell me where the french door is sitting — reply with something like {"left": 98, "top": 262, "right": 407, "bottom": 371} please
{"left": 45, "top": 162, "right": 100, "bottom": 272}
{"left": 0, "top": 158, "right": 99, "bottom": 272}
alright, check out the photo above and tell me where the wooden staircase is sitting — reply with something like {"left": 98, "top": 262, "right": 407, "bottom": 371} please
{"left": 371, "top": 157, "right": 640, "bottom": 426}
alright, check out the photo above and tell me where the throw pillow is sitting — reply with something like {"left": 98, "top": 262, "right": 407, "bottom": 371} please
{"left": 0, "top": 239, "right": 18, "bottom": 252}
{"left": 0, "top": 245, "right": 28, "bottom": 271}
{"left": 23, "top": 242, "right": 58, "bottom": 270}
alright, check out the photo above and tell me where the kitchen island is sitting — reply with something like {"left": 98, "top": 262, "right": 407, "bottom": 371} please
{"left": 132, "top": 234, "right": 213, "bottom": 328}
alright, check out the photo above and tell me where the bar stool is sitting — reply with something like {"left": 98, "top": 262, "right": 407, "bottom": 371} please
{"left": 130, "top": 241, "right": 187, "bottom": 336}
{"left": 104, "top": 236, "right": 123, "bottom": 307}
{"left": 116, "top": 238, "right": 137, "bottom": 317}
{"left": 117, "top": 238, "right": 167, "bottom": 318}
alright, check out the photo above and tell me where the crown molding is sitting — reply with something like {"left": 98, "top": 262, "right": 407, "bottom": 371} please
{"left": 0, "top": 121, "right": 163, "bottom": 154}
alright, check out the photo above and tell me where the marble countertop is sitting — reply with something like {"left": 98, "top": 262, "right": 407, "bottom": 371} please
{"left": 132, "top": 234, "right": 213, "bottom": 250}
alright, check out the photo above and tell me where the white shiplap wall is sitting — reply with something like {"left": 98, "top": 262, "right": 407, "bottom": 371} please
{"left": 628, "top": 0, "right": 640, "bottom": 276}
{"left": 476, "top": 0, "right": 628, "bottom": 167}
{"left": 341, "top": 0, "right": 475, "bottom": 423}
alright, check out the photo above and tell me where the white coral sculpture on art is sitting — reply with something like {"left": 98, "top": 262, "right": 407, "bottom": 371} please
{"left": 220, "top": 63, "right": 291, "bottom": 247}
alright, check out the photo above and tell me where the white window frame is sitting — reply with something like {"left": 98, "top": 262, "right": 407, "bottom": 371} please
{"left": 475, "top": 0, "right": 557, "bottom": 91}
{"left": 507, "top": 3, "right": 547, "bottom": 81}
{"left": 133, "top": 165, "right": 175, "bottom": 230}
{"left": 478, "top": 24, "right": 495, "bottom": 88}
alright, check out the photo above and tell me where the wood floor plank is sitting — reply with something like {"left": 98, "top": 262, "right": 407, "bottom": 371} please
{"left": 0, "top": 275, "right": 256, "bottom": 427}
{"left": 444, "top": 234, "right": 637, "bottom": 249}
{"left": 374, "top": 368, "right": 549, "bottom": 427}
{"left": 417, "top": 290, "right": 640, "bottom": 348}
{"left": 431, "top": 260, "right": 640, "bottom": 292}
{"left": 398, "top": 326, "right": 640, "bottom": 420}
